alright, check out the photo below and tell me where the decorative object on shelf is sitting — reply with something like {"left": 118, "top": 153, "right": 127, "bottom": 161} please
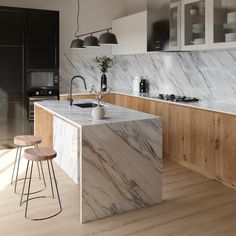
{"left": 89, "top": 86, "right": 108, "bottom": 120}
{"left": 139, "top": 77, "right": 149, "bottom": 93}
{"left": 133, "top": 76, "right": 140, "bottom": 93}
{"left": 70, "top": 0, "right": 118, "bottom": 48}
{"left": 94, "top": 55, "right": 116, "bottom": 92}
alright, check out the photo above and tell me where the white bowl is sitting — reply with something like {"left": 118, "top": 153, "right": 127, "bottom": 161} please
{"left": 227, "top": 17, "right": 236, "bottom": 23}
{"left": 225, "top": 32, "right": 236, "bottom": 38}
{"left": 192, "top": 28, "right": 204, "bottom": 34}
{"left": 225, "top": 37, "right": 236, "bottom": 42}
{"left": 223, "top": 23, "right": 236, "bottom": 30}
{"left": 227, "top": 12, "right": 236, "bottom": 18}
{"left": 193, "top": 38, "right": 205, "bottom": 45}
{"left": 192, "top": 23, "right": 205, "bottom": 28}
{"left": 227, "top": 12, "right": 236, "bottom": 23}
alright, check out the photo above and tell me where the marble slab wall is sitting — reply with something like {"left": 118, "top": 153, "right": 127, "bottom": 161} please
{"left": 60, "top": 50, "right": 236, "bottom": 100}
{"left": 53, "top": 116, "right": 79, "bottom": 184}
{"left": 80, "top": 118, "right": 162, "bottom": 223}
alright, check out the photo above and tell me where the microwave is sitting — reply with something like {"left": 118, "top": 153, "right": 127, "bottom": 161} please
{"left": 27, "top": 70, "right": 59, "bottom": 89}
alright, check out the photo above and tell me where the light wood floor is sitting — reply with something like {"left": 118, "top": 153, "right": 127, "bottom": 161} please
{"left": 1, "top": 149, "right": 236, "bottom": 236}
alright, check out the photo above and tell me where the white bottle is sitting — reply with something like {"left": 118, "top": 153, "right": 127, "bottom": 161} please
{"left": 133, "top": 76, "right": 140, "bottom": 93}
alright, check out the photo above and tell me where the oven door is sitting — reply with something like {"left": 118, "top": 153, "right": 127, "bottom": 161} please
{"left": 28, "top": 96, "right": 58, "bottom": 122}
{"left": 27, "top": 70, "right": 59, "bottom": 90}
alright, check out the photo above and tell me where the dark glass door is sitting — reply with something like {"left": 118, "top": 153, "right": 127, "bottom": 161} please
{"left": 0, "top": 7, "right": 26, "bottom": 45}
{"left": 27, "top": 43, "right": 58, "bottom": 69}
{"left": 0, "top": 46, "right": 26, "bottom": 148}
{"left": 28, "top": 9, "right": 59, "bottom": 44}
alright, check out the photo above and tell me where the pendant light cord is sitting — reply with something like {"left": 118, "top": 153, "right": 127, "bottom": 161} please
{"left": 75, "top": 0, "right": 80, "bottom": 37}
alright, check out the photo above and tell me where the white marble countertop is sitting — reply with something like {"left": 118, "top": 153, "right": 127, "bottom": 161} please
{"left": 35, "top": 99, "right": 159, "bottom": 128}
{"left": 60, "top": 91, "right": 236, "bottom": 116}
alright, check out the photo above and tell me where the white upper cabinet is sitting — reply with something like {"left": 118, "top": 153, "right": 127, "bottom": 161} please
{"left": 211, "top": 0, "right": 236, "bottom": 49}
{"left": 112, "top": 0, "right": 236, "bottom": 54}
{"left": 112, "top": 11, "right": 147, "bottom": 55}
{"left": 170, "top": 0, "right": 181, "bottom": 50}
{"left": 181, "top": 0, "right": 236, "bottom": 50}
{"left": 181, "top": 0, "right": 210, "bottom": 50}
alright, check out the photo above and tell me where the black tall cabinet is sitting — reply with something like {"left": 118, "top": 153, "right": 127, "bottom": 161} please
{"left": 0, "top": 6, "right": 59, "bottom": 149}
{"left": 27, "top": 9, "right": 59, "bottom": 69}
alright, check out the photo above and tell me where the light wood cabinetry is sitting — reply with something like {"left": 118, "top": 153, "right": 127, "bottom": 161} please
{"left": 57, "top": 93, "right": 236, "bottom": 189}
{"left": 113, "top": 93, "right": 236, "bottom": 189}
{"left": 34, "top": 105, "right": 53, "bottom": 148}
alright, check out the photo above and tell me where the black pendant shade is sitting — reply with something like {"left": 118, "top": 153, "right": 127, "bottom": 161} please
{"left": 99, "top": 32, "right": 118, "bottom": 45}
{"left": 71, "top": 0, "right": 118, "bottom": 49}
{"left": 83, "top": 35, "right": 100, "bottom": 47}
{"left": 70, "top": 38, "right": 84, "bottom": 48}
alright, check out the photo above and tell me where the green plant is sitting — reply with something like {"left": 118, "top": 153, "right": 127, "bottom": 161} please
{"left": 94, "top": 55, "right": 116, "bottom": 74}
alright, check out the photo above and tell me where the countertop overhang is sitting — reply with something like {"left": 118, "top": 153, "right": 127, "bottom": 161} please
{"left": 35, "top": 99, "right": 160, "bottom": 128}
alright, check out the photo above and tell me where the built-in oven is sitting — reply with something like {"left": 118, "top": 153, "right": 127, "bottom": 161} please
{"left": 27, "top": 69, "right": 59, "bottom": 126}
{"left": 27, "top": 69, "right": 59, "bottom": 90}
{"left": 28, "top": 94, "right": 59, "bottom": 122}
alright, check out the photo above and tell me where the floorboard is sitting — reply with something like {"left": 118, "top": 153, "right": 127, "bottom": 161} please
{"left": 0, "top": 148, "right": 236, "bottom": 236}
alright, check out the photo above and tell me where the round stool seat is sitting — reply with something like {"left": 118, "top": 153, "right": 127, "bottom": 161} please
{"left": 24, "top": 148, "right": 57, "bottom": 162}
{"left": 14, "top": 135, "right": 42, "bottom": 147}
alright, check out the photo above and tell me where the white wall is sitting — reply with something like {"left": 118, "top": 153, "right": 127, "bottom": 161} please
{"left": 123, "top": 0, "right": 147, "bottom": 15}
{"left": 0, "top": 0, "right": 126, "bottom": 55}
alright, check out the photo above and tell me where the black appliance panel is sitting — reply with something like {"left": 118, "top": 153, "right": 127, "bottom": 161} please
{"left": 0, "top": 46, "right": 24, "bottom": 98}
{"left": 0, "top": 7, "right": 26, "bottom": 45}
{"left": 27, "top": 70, "right": 59, "bottom": 90}
{"left": 0, "top": 46, "right": 26, "bottom": 146}
{"left": 28, "top": 9, "right": 59, "bottom": 44}
{"left": 28, "top": 96, "right": 58, "bottom": 122}
{"left": 27, "top": 88, "right": 59, "bottom": 97}
{"left": 27, "top": 43, "right": 58, "bottom": 69}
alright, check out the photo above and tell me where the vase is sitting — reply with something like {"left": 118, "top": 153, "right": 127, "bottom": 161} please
{"left": 101, "top": 73, "right": 107, "bottom": 92}
{"left": 91, "top": 105, "right": 106, "bottom": 120}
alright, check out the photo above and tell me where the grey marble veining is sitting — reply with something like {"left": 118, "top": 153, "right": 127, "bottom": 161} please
{"left": 35, "top": 99, "right": 158, "bottom": 127}
{"left": 53, "top": 116, "right": 79, "bottom": 183}
{"left": 60, "top": 50, "right": 236, "bottom": 100}
{"left": 36, "top": 100, "right": 163, "bottom": 223}
{"left": 81, "top": 118, "right": 162, "bottom": 223}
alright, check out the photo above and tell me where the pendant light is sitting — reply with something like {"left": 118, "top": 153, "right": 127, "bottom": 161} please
{"left": 84, "top": 34, "right": 100, "bottom": 47}
{"left": 70, "top": 0, "right": 118, "bottom": 48}
{"left": 99, "top": 0, "right": 118, "bottom": 45}
{"left": 70, "top": 0, "right": 84, "bottom": 48}
{"left": 99, "top": 29, "right": 118, "bottom": 45}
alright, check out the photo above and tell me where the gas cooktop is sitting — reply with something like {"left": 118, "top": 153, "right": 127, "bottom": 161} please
{"left": 153, "top": 94, "right": 199, "bottom": 103}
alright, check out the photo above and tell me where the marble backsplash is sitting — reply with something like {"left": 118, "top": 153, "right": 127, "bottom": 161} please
{"left": 60, "top": 50, "right": 236, "bottom": 100}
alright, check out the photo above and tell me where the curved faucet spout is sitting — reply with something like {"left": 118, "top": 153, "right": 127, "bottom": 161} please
{"left": 68, "top": 75, "right": 87, "bottom": 106}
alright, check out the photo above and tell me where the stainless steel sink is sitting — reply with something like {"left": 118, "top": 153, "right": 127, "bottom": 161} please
{"left": 74, "top": 102, "right": 104, "bottom": 108}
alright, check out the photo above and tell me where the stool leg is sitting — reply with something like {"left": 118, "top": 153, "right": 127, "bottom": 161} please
{"left": 35, "top": 144, "right": 41, "bottom": 180}
{"left": 11, "top": 146, "right": 19, "bottom": 185}
{"left": 50, "top": 160, "right": 62, "bottom": 210}
{"left": 40, "top": 162, "right": 46, "bottom": 187}
{"left": 25, "top": 161, "right": 34, "bottom": 218}
{"left": 47, "top": 161, "right": 55, "bottom": 199}
{"left": 37, "top": 162, "right": 41, "bottom": 180}
{"left": 14, "top": 147, "right": 22, "bottom": 193}
{"left": 20, "top": 160, "right": 30, "bottom": 206}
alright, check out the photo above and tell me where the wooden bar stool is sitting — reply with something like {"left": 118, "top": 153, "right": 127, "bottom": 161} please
{"left": 20, "top": 147, "right": 62, "bottom": 220}
{"left": 12, "top": 135, "right": 46, "bottom": 194}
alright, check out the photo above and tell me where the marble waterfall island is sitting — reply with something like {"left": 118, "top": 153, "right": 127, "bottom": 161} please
{"left": 34, "top": 100, "right": 163, "bottom": 223}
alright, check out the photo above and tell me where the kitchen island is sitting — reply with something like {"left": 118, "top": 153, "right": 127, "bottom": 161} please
{"left": 34, "top": 100, "right": 163, "bottom": 223}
